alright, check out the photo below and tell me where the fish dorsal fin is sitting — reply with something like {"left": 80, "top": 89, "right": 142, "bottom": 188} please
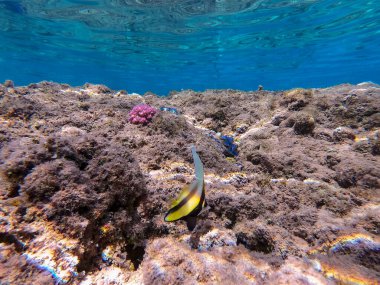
{"left": 191, "top": 146, "right": 204, "bottom": 182}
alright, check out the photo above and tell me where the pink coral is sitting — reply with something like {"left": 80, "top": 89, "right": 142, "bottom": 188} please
{"left": 128, "top": 104, "right": 157, "bottom": 125}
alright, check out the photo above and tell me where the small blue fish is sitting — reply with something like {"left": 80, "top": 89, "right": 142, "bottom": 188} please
{"left": 220, "top": 135, "right": 238, "bottom": 157}
{"left": 159, "top": 106, "right": 180, "bottom": 115}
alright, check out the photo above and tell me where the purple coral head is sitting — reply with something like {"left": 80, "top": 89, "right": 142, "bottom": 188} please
{"left": 128, "top": 104, "right": 157, "bottom": 125}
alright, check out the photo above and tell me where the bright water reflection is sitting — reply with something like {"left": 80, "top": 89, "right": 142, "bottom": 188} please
{"left": 0, "top": 0, "right": 379, "bottom": 94}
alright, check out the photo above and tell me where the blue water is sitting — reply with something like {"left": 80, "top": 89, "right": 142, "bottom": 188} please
{"left": 0, "top": 0, "right": 379, "bottom": 95}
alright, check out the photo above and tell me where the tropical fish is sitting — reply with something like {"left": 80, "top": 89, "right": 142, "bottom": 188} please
{"left": 164, "top": 146, "right": 206, "bottom": 231}
{"left": 159, "top": 106, "right": 180, "bottom": 115}
{"left": 220, "top": 135, "right": 238, "bottom": 157}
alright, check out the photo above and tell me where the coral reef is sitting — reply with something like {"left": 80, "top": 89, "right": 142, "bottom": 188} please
{"left": 0, "top": 81, "right": 379, "bottom": 284}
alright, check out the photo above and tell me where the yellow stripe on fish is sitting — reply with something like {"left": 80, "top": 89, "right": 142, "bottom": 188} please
{"left": 164, "top": 146, "right": 206, "bottom": 231}
{"left": 169, "top": 184, "right": 192, "bottom": 208}
{"left": 165, "top": 185, "right": 202, "bottom": 221}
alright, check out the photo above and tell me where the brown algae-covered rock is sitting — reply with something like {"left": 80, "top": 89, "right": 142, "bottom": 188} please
{"left": 4, "top": 79, "right": 15, "bottom": 88}
{"left": 141, "top": 237, "right": 332, "bottom": 285}
{"left": 0, "top": 81, "right": 379, "bottom": 284}
{"left": 293, "top": 113, "right": 315, "bottom": 135}
{"left": 333, "top": 126, "right": 356, "bottom": 141}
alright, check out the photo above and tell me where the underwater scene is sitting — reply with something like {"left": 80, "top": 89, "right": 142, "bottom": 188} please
{"left": 0, "top": 0, "right": 380, "bottom": 285}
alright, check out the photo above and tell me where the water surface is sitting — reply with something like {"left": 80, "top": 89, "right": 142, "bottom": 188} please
{"left": 0, "top": 0, "right": 379, "bottom": 94}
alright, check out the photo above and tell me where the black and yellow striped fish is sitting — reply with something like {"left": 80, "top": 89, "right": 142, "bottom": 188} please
{"left": 164, "top": 146, "right": 206, "bottom": 231}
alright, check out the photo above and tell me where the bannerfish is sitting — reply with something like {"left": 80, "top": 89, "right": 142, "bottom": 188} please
{"left": 164, "top": 146, "right": 206, "bottom": 231}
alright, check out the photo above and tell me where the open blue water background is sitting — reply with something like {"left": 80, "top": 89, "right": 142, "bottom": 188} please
{"left": 0, "top": 0, "right": 379, "bottom": 95}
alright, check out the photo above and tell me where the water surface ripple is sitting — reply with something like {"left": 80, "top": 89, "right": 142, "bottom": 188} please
{"left": 0, "top": 0, "right": 379, "bottom": 94}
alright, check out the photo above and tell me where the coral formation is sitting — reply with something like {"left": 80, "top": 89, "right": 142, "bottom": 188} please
{"left": 128, "top": 104, "right": 157, "bottom": 125}
{"left": 0, "top": 81, "right": 379, "bottom": 284}
{"left": 3, "top": 79, "right": 14, "bottom": 88}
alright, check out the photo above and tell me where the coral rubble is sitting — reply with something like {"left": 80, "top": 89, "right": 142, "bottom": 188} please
{"left": 0, "top": 81, "right": 379, "bottom": 284}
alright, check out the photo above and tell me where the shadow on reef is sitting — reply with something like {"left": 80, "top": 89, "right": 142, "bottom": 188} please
{"left": 1, "top": 133, "right": 150, "bottom": 272}
{"left": 0, "top": 81, "right": 379, "bottom": 284}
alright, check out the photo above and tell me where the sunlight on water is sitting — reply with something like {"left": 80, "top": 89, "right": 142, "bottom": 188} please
{"left": 0, "top": 0, "right": 379, "bottom": 94}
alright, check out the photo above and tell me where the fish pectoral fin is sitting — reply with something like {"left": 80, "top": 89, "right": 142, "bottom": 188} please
{"left": 198, "top": 205, "right": 210, "bottom": 217}
{"left": 185, "top": 216, "right": 197, "bottom": 231}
